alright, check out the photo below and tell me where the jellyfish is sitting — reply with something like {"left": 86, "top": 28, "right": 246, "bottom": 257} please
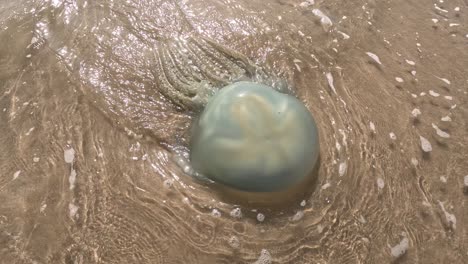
{"left": 190, "top": 81, "right": 319, "bottom": 192}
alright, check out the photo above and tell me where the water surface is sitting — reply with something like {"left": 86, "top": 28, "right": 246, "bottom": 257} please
{"left": 0, "top": 0, "right": 467, "bottom": 263}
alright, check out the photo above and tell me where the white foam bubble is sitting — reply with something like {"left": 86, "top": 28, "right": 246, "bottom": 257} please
{"left": 325, "top": 72, "right": 336, "bottom": 94}
{"left": 366, "top": 52, "right": 382, "bottom": 65}
{"left": 254, "top": 249, "right": 271, "bottom": 264}
{"left": 411, "top": 108, "right": 421, "bottom": 117}
{"left": 230, "top": 208, "right": 242, "bottom": 218}
{"left": 321, "top": 182, "right": 331, "bottom": 190}
{"left": 438, "top": 201, "right": 456, "bottom": 229}
{"left": 441, "top": 116, "right": 452, "bottom": 122}
{"left": 211, "top": 209, "right": 221, "bottom": 217}
{"left": 338, "top": 31, "right": 350, "bottom": 39}
{"left": 69, "top": 203, "right": 78, "bottom": 219}
{"left": 257, "top": 213, "right": 265, "bottom": 222}
{"left": 429, "top": 90, "right": 440, "bottom": 97}
{"left": 25, "top": 127, "right": 35, "bottom": 136}
{"left": 390, "top": 237, "right": 409, "bottom": 257}
{"left": 40, "top": 203, "right": 47, "bottom": 213}
{"left": 13, "top": 170, "right": 21, "bottom": 180}
{"left": 435, "top": 76, "right": 451, "bottom": 85}
{"left": 377, "top": 178, "right": 385, "bottom": 189}
{"left": 419, "top": 136, "right": 432, "bottom": 152}
{"left": 369, "top": 121, "right": 376, "bottom": 132}
{"left": 69, "top": 169, "right": 77, "bottom": 190}
{"left": 431, "top": 123, "right": 450, "bottom": 138}
{"left": 405, "top": 59, "right": 416, "bottom": 65}
{"left": 228, "top": 236, "right": 240, "bottom": 248}
{"left": 291, "top": 211, "right": 304, "bottom": 221}
{"left": 299, "top": 0, "right": 314, "bottom": 7}
{"left": 64, "top": 148, "right": 75, "bottom": 164}
{"left": 312, "top": 9, "right": 333, "bottom": 32}
{"left": 163, "top": 178, "right": 174, "bottom": 188}
{"left": 339, "top": 162, "right": 347, "bottom": 176}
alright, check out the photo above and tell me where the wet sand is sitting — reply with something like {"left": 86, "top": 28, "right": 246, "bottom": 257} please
{"left": 0, "top": 0, "right": 467, "bottom": 263}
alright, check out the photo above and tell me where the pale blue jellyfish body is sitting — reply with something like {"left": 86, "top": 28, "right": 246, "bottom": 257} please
{"left": 190, "top": 82, "right": 319, "bottom": 192}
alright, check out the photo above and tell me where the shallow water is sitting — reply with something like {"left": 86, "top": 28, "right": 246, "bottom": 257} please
{"left": 0, "top": 0, "right": 467, "bottom": 263}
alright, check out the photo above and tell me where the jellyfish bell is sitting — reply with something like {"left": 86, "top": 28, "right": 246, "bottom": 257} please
{"left": 189, "top": 81, "right": 320, "bottom": 197}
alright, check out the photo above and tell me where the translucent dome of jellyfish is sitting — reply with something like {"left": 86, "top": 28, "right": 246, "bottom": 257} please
{"left": 190, "top": 81, "right": 319, "bottom": 192}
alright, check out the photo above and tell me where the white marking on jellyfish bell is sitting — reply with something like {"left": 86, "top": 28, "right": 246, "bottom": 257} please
{"left": 444, "top": 95, "right": 452, "bottom": 100}
{"left": 366, "top": 52, "right": 382, "bottom": 65}
{"left": 339, "top": 162, "right": 347, "bottom": 176}
{"left": 431, "top": 123, "right": 450, "bottom": 138}
{"left": 405, "top": 59, "right": 416, "bottom": 66}
{"left": 411, "top": 70, "right": 417, "bottom": 76}
{"left": 411, "top": 108, "right": 421, "bottom": 117}
{"left": 441, "top": 115, "right": 452, "bottom": 122}
{"left": 449, "top": 23, "right": 460, "bottom": 27}
{"left": 390, "top": 237, "right": 409, "bottom": 258}
{"left": 377, "top": 178, "right": 385, "bottom": 189}
{"left": 325, "top": 72, "right": 337, "bottom": 94}
{"left": 438, "top": 201, "right": 456, "bottom": 229}
{"left": 440, "top": 176, "right": 447, "bottom": 183}
{"left": 395, "top": 77, "right": 404, "bottom": 83}
{"left": 464, "top": 175, "right": 468, "bottom": 188}
{"left": 312, "top": 9, "right": 333, "bottom": 32}
{"left": 33, "top": 157, "right": 40, "bottom": 163}
{"left": 454, "top": 7, "right": 460, "bottom": 12}
{"left": 411, "top": 158, "right": 419, "bottom": 166}
{"left": 429, "top": 90, "right": 440, "bottom": 97}
{"left": 432, "top": 18, "right": 439, "bottom": 23}
{"left": 300, "top": 200, "right": 306, "bottom": 206}
{"left": 13, "top": 170, "right": 21, "bottom": 180}
{"left": 64, "top": 148, "right": 75, "bottom": 163}
{"left": 419, "top": 136, "right": 432, "bottom": 152}
{"left": 389, "top": 132, "right": 397, "bottom": 140}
